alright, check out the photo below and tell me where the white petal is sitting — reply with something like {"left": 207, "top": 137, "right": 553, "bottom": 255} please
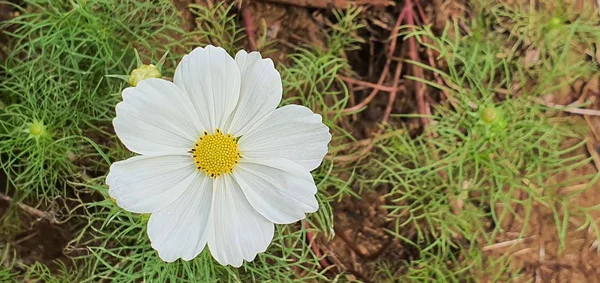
{"left": 239, "top": 105, "right": 331, "bottom": 171}
{"left": 107, "top": 155, "right": 196, "bottom": 213}
{"left": 114, "top": 78, "right": 204, "bottom": 155}
{"left": 147, "top": 174, "right": 213, "bottom": 262}
{"left": 174, "top": 45, "right": 241, "bottom": 130}
{"left": 224, "top": 50, "right": 282, "bottom": 136}
{"left": 207, "top": 175, "right": 274, "bottom": 267}
{"left": 233, "top": 158, "right": 318, "bottom": 224}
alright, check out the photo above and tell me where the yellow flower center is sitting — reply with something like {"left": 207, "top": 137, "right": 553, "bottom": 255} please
{"left": 191, "top": 129, "right": 241, "bottom": 178}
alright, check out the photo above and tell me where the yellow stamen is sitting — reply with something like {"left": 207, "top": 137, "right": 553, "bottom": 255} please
{"left": 191, "top": 129, "right": 241, "bottom": 178}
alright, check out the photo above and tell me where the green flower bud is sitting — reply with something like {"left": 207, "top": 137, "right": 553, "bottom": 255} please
{"left": 29, "top": 123, "right": 43, "bottom": 135}
{"left": 480, "top": 107, "right": 497, "bottom": 124}
{"left": 25, "top": 120, "right": 49, "bottom": 140}
{"left": 129, "top": 64, "right": 162, "bottom": 87}
{"left": 549, "top": 17, "right": 562, "bottom": 28}
{"left": 140, "top": 214, "right": 150, "bottom": 223}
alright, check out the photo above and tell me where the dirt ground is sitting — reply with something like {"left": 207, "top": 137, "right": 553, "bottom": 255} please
{"left": 485, "top": 139, "right": 600, "bottom": 282}
{"left": 2, "top": 0, "right": 600, "bottom": 282}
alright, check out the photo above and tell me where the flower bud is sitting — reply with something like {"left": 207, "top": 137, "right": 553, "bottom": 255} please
{"left": 29, "top": 123, "right": 43, "bottom": 135}
{"left": 480, "top": 107, "right": 497, "bottom": 124}
{"left": 549, "top": 17, "right": 562, "bottom": 28}
{"left": 128, "top": 64, "right": 162, "bottom": 87}
{"left": 140, "top": 214, "right": 150, "bottom": 223}
{"left": 25, "top": 120, "right": 49, "bottom": 140}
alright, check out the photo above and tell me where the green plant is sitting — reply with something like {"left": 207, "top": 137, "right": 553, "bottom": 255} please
{"left": 1, "top": 0, "right": 599, "bottom": 281}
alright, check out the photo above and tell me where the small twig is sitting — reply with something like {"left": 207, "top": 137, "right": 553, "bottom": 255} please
{"left": 403, "top": 0, "right": 441, "bottom": 148}
{"left": 534, "top": 268, "right": 543, "bottom": 283}
{"left": 347, "top": 82, "right": 358, "bottom": 121}
{"left": 414, "top": 0, "right": 427, "bottom": 22}
{"left": 304, "top": 220, "right": 329, "bottom": 268}
{"left": 482, "top": 236, "right": 536, "bottom": 251}
{"left": 338, "top": 75, "right": 399, "bottom": 93}
{"left": 331, "top": 143, "right": 375, "bottom": 163}
{"left": 405, "top": 0, "right": 429, "bottom": 127}
{"left": 14, "top": 230, "right": 39, "bottom": 245}
{"left": 332, "top": 7, "right": 407, "bottom": 163}
{"left": 336, "top": 61, "right": 403, "bottom": 162}
{"left": 330, "top": 69, "right": 404, "bottom": 163}
{"left": 511, "top": 247, "right": 532, "bottom": 257}
{"left": 586, "top": 139, "right": 600, "bottom": 172}
{"left": 257, "top": 0, "right": 391, "bottom": 9}
{"left": 381, "top": 58, "right": 404, "bottom": 125}
{"left": 0, "top": 193, "right": 58, "bottom": 224}
{"left": 590, "top": 240, "right": 599, "bottom": 251}
{"left": 240, "top": 3, "right": 257, "bottom": 51}
{"left": 559, "top": 183, "right": 589, "bottom": 194}
{"left": 343, "top": 7, "right": 407, "bottom": 113}
{"left": 404, "top": 1, "right": 469, "bottom": 228}
{"left": 540, "top": 100, "right": 600, "bottom": 116}
{"left": 318, "top": 245, "right": 345, "bottom": 273}
{"left": 414, "top": 1, "right": 453, "bottom": 102}
{"left": 334, "top": 227, "right": 368, "bottom": 257}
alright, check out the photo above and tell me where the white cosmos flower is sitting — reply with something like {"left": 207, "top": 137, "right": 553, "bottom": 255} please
{"left": 106, "top": 45, "right": 331, "bottom": 267}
